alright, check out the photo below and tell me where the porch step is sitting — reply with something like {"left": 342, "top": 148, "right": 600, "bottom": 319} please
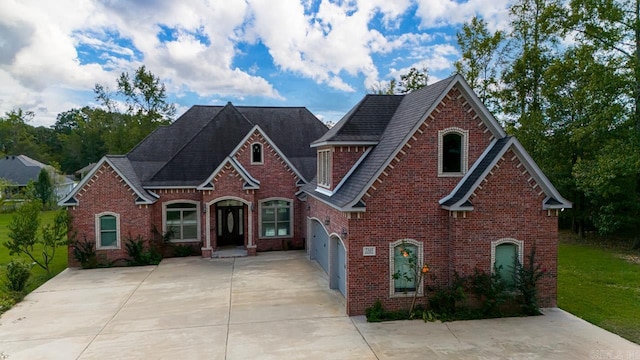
{"left": 212, "top": 246, "right": 248, "bottom": 258}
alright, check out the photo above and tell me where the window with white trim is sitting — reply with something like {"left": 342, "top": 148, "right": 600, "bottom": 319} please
{"left": 317, "top": 149, "right": 331, "bottom": 188}
{"left": 164, "top": 202, "right": 199, "bottom": 242}
{"left": 491, "top": 238, "right": 524, "bottom": 287}
{"left": 251, "top": 143, "right": 263, "bottom": 164}
{"left": 389, "top": 239, "right": 424, "bottom": 296}
{"left": 438, "top": 128, "right": 469, "bottom": 176}
{"left": 95, "top": 212, "right": 120, "bottom": 249}
{"left": 260, "top": 199, "right": 292, "bottom": 238}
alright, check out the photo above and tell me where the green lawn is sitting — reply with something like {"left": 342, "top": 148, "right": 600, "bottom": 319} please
{"left": 558, "top": 241, "right": 640, "bottom": 344}
{"left": 0, "top": 210, "right": 68, "bottom": 302}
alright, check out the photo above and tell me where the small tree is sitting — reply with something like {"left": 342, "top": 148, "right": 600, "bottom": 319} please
{"left": 33, "top": 168, "right": 54, "bottom": 209}
{"left": 391, "top": 242, "right": 430, "bottom": 317}
{"left": 5, "top": 202, "right": 69, "bottom": 276}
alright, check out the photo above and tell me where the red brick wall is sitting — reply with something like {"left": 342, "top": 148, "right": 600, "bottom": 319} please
{"left": 68, "top": 163, "right": 152, "bottom": 267}
{"left": 449, "top": 149, "right": 558, "bottom": 307}
{"left": 232, "top": 131, "right": 304, "bottom": 250}
{"left": 309, "top": 87, "right": 559, "bottom": 315}
{"left": 331, "top": 146, "right": 369, "bottom": 191}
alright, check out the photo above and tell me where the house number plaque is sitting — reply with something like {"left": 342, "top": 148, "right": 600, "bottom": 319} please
{"left": 363, "top": 246, "right": 376, "bottom": 256}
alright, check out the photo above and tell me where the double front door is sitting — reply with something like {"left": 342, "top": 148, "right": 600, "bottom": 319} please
{"left": 216, "top": 205, "right": 244, "bottom": 247}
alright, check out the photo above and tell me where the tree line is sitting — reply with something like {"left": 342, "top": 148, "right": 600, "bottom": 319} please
{"left": 0, "top": 66, "right": 175, "bottom": 175}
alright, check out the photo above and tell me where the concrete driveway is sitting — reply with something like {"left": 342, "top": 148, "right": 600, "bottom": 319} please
{"left": 0, "top": 251, "right": 638, "bottom": 359}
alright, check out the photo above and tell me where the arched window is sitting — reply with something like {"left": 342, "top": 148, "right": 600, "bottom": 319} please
{"left": 389, "top": 239, "right": 424, "bottom": 296}
{"left": 438, "top": 128, "right": 469, "bottom": 176}
{"left": 491, "top": 238, "right": 524, "bottom": 287}
{"left": 95, "top": 212, "right": 120, "bottom": 249}
{"left": 251, "top": 143, "right": 263, "bottom": 164}
{"left": 443, "top": 133, "right": 462, "bottom": 172}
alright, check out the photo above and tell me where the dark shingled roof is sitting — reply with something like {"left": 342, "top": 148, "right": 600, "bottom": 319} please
{"left": 126, "top": 103, "right": 327, "bottom": 187}
{"left": 313, "top": 95, "right": 404, "bottom": 144}
{"left": 0, "top": 155, "right": 74, "bottom": 186}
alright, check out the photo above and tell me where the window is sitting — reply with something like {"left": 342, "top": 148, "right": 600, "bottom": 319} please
{"left": 389, "top": 239, "right": 424, "bottom": 296}
{"left": 317, "top": 149, "right": 331, "bottom": 188}
{"left": 165, "top": 202, "right": 199, "bottom": 242}
{"left": 95, "top": 212, "right": 120, "bottom": 249}
{"left": 438, "top": 128, "right": 469, "bottom": 176}
{"left": 491, "top": 238, "right": 524, "bottom": 287}
{"left": 260, "top": 199, "right": 292, "bottom": 237}
{"left": 251, "top": 143, "right": 263, "bottom": 164}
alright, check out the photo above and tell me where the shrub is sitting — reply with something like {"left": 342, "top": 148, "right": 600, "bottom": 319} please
{"left": 172, "top": 244, "right": 194, "bottom": 257}
{"left": 515, "top": 245, "right": 546, "bottom": 315}
{"left": 125, "top": 236, "right": 162, "bottom": 266}
{"left": 468, "top": 268, "right": 513, "bottom": 316}
{"left": 72, "top": 237, "right": 99, "bottom": 269}
{"left": 428, "top": 273, "right": 466, "bottom": 318}
{"left": 4, "top": 259, "right": 32, "bottom": 292}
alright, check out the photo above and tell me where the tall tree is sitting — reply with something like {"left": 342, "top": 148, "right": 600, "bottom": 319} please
{"left": 93, "top": 66, "right": 176, "bottom": 154}
{"left": 500, "top": 0, "right": 563, "bottom": 162}
{"left": 369, "top": 67, "right": 428, "bottom": 95}
{"left": 32, "top": 168, "right": 54, "bottom": 210}
{"left": 455, "top": 16, "right": 506, "bottom": 111}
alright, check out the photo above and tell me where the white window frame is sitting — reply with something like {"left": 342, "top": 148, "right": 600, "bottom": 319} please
{"left": 389, "top": 239, "right": 424, "bottom": 297}
{"left": 251, "top": 142, "right": 264, "bottom": 165}
{"left": 258, "top": 198, "right": 293, "bottom": 239}
{"left": 491, "top": 238, "right": 524, "bottom": 274}
{"left": 95, "top": 212, "right": 120, "bottom": 249}
{"left": 317, "top": 149, "right": 332, "bottom": 189}
{"left": 163, "top": 200, "right": 201, "bottom": 243}
{"left": 438, "top": 127, "right": 469, "bottom": 177}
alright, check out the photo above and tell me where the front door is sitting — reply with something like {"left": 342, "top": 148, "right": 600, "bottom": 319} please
{"left": 216, "top": 205, "right": 244, "bottom": 247}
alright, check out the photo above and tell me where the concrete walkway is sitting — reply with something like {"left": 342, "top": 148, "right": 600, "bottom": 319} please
{"left": 0, "top": 251, "right": 638, "bottom": 359}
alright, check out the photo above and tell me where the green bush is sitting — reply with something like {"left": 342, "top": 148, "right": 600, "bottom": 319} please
{"left": 4, "top": 259, "right": 32, "bottom": 292}
{"left": 468, "top": 268, "right": 513, "bottom": 316}
{"left": 125, "top": 236, "right": 162, "bottom": 266}
{"left": 515, "top": 245, "right": 545, "bottom": 315}
{"left": 72, "top": 238, "right": 99, "bottom": 269}
{"left": 172, "top": 244, "right": 194, "bottom": 257}
{"left": 428, "top": 274, "right": 466, "bottom": 318}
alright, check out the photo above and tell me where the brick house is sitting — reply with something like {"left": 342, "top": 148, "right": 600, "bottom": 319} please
{"left": 61, "top": 75, "right": 570, "bottom": 316}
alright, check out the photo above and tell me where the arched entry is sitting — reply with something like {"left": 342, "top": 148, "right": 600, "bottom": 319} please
{"left": 205, "top": 197, "right": 253, "bottom": 252}
{"left": 330, "top": 236, "right": 346, "bottom": 297}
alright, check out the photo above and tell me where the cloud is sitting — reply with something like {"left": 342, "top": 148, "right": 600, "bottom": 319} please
{"left": 413, "top": 0, "right": 511, "bottom": 30}
{"left": 0, "top": 0, "right": 468, "bottom": 126}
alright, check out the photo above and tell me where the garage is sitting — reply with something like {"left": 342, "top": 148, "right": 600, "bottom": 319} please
{"left": 310, "top": 219, "right": 329, "bottom": 273}
{"left": 331, "top": 237, "right": 346, "bottom": 297}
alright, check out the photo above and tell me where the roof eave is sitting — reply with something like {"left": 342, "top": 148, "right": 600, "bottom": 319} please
{"left": 310, "top": 141, "right": 378, "bottom": 148}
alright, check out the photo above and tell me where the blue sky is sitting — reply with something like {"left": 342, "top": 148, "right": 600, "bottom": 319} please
{"left": 0, "top": 0, "right": 511, "bottom": 127}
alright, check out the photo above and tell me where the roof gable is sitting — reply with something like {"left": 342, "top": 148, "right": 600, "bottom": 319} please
{"left": 439, "top": 137, "right": 572, "bottom": 210}
{"left": 58, "top": 156, "right": 157, "bottom": 207}
{"left": 197, "top": 157, "right": 260, "bottom": 190}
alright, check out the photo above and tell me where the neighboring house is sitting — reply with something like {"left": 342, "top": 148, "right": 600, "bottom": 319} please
{"left": 60, "top": 75, "right": 571, "bottom": 316}
{"left": 0, "top": 155, "right": 76, "bottom": 200}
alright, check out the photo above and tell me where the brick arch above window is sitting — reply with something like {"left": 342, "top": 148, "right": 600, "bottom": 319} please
{"left": 490, "top": 238, "right": 524, "bottom": 273}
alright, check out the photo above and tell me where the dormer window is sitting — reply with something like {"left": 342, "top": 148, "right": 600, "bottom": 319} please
{"left": 251, "top": 143, "right": 263, "bottom": 164}
{"left": 317, "top": 149, "right": 331, "bottom": 188}
{"left": 438, "top": 128, "right": 468, "bottom": 176}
